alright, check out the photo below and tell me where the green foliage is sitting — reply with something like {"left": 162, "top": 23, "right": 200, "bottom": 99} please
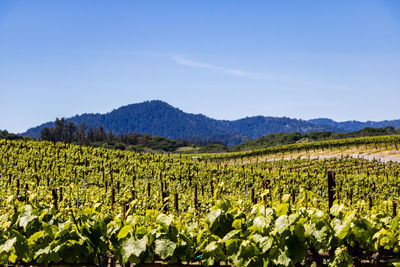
{"left": 1, "top": 200, "right": 400, "bottom": 265}
{"left": 236, "top": 126, "right": 399, "bottom": 150}
{"left": 38, "top": 118, "right": 188, "bottom": 152}
{"left": 208, "top": 134, "right": 400, "bottom": 160}
{"left": 1, "top": 138, "right": 400, "bottom": 264}
{"left": 0, "top": 130, "right": 24, "bottom": 141}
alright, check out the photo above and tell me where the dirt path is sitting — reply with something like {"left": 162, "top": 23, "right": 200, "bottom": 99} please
{"left": 234, "top": 146, "right": 400, "bottom": 164}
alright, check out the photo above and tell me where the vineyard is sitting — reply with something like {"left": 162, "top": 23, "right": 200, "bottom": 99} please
{"left": 1, "top": 136, "right": 400, "bottom": 266}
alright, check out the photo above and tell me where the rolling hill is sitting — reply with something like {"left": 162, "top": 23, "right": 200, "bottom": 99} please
{"left": 22, "top": 100, "right": 340, "bottom": 146}
{"left": 22, "top": 100, "right": 400, "bottom": 146}
{"left": 309, "top": 118, "right": 400, "bottom": 132}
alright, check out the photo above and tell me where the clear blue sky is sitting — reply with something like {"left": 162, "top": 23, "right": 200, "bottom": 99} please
{"left": 1, "top": 0, "right": 399, "bottom": 133}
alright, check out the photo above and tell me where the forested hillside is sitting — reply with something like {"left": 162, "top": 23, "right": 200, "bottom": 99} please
{"left": 22, "top": 101, "right": 338, "bottom": 145}
{"left": 310, "top": 118, "right": 400, "bottom": 132}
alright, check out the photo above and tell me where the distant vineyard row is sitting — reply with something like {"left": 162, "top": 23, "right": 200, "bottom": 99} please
{"left": 202, "top": 135, "right": 400, "bottom": 161}
{"left": 1, "top": 139, "right": 400, "bottom": 265}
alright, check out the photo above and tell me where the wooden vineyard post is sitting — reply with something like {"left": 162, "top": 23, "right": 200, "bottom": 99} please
{"left": 349, "top": 189, "right": 353, "bottom": 206}
{"left": 393, "top": 201, "right": 397, "bottom": 217}
{"left": 123, "top": 201, "right": 128, "bottom": 219}
{"left": 194, "top": 184, "right": 198, "bottom": 210}
{"left": 162, "top": 190, "right": 168, "bottom": 212}
{"left": 174, "top": 193, "right": 179, "bottom": 212}
{"left": 147, "top": 183, "right": 151, "bottom": 197}
{"left": 16, "top": 177, "right": 20, "bottom": 196}
{"left": 188, "top": 166, "right": 191, "bottom": 186}
{"left": 74, "top": 169, "right": 77, "bottom": 184}
{"left": 369, "top": 182, "right": 375, "bottom": 210}
{"left": 24, "top": 184, "right": 28, "bottom": 203}
{"left": 328, "top": 171, "right": 336, "bottom": 213}
{"left": 210, "top": 180, "right": 214, "bottom": 197}
{"left": 263, "top": 180, "right": 270, "bottom": 206}
{"left": 76, "top": 185, "right": 79, "bottom": 208}
{"left": 52, "top": 188, "right": 58, "bottom": 210}
{"left": 111, "top": 187, "right": 115, "bottom": 210}
{"left": 59, "top": 187, "right": 63, "bottom": 202}
{"left": 251, "top": 188, "right": 257, "bottom": 204}
{"left": 292, "top": 188, "right": 295, "bottom": 204}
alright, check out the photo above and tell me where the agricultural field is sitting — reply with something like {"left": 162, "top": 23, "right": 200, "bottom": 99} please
{"left": 1, "top": 136, "right": 400, "bottom": 266}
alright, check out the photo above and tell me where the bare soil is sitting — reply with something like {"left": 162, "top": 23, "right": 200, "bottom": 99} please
{"left": 234, "top": 144, "right": 400, "bottom": 164}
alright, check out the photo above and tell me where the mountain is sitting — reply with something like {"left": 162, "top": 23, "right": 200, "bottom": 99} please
{"left": 22, "top": 100, "right": 339, "bottom": 146}
{"left": 309, "top": 118, "right": 400, "bottom": 132}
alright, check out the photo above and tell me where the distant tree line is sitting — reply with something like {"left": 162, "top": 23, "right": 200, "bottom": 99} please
{"left": 0, "top": 130, "right": 24, "bottom": 141}
{"left": 39, "top": 118, "right": 188, "bottom": 152}
{"left": 8, "top": 117, "right": 400, "bottom": 153}
{"left": 236, "top": 126, "right": 400, "bottom": 150}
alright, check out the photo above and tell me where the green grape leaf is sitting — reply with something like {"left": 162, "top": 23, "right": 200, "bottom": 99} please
{"left": 275, "top": 215, "right": 290, "bottom": 234}
{"left": 334, "top": 211, "right": 356, "bottom": 240}
{"left": 207, "top": 209, "right": 222, "bottom": 224}
{"left": 122, "top": 235, "right": 147, "bottom": 262}
{"left": 19, "top": 205, "right": 37, "bottom": 230}
{"left": 253, "top": 216, "right": 271, "bottom": 232}
{"left": 276, "top": 203, "right": 289, "bottom": 217}
{"left": 223, "top": 229, "right": 241, "bottom": 242}
{"left": 117, "top": 225, "right": 132, "bottom": 240}
{"left": 232, "top": 219, "right": 242, "bottom": 230}
{"left": 273, "top": 250, "right": 291, "bottom": 267}
{"left": 259, "top": 236, "right": 274, "bottom": 253}
{"left": 28, "top": 230, "right": 46, "bottom": 246}
{"left": 156, "top": 214, "right": 174, "bottom": 227}
{"left": 155, "top": 238, "right": 176, "bottom": 260}
{"left": 205, "top": 241, "right": 219, "bottom": 252}
{"left": 0, "top": 237, "right": 16, "bottom": 254}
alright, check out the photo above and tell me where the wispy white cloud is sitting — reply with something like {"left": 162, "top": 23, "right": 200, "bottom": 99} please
{"left": 172, "top": 55, "right": 276, "bottom": 79}
{"left": 172, "top": 54, "right": 352, "bottom": 91}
